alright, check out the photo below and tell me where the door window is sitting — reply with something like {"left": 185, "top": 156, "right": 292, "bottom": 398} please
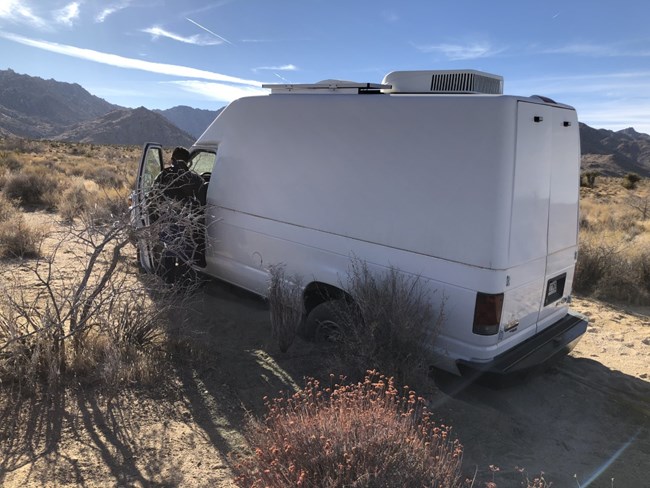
{"left": 190, "top": 150, "right": 217, "bottom": 175}
{"left": 141, "top": 146, "right": 163, "bottom": 192}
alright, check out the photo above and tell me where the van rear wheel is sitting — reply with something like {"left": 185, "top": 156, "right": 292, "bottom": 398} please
{"left": 304, "top": 299, "right": 348, "bottom": 343}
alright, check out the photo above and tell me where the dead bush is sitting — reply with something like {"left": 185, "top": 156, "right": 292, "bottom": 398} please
{"left": 0, "top": 214, "right": 43, "bottom": 258}
{"left": 3, "top": 170, "right": 59, "bottom": 207}
{"left": 326, "top": 259, "right": 444, "bottom": 388}
{"left": 575, "top": 239, "right": 650, "bottom": 304}
{"left": 0, "top": 199, "right": 194, "bottom": 391}
{"left": 268, "top": 264, "right": 304, "bottom": 353}
{"left": 234, "top": 372, "right": 465, "bottom": 488}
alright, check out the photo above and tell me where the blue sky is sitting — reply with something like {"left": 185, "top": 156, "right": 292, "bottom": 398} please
{"left": 1, "top": 0, "right": 649, "bottom": 133}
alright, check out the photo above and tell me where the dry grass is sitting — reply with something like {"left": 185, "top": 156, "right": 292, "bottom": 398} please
{"left": 576, "top": 177, "right": 650, "bottom": 304}
{"left": 234, "top": 371, "right": 466, "bottom": 488}
{"left": 330, "top": 259, "right": 444, "bottom": 389}
{"left": 267, "top": 264, "right": 304, "bottom": 353}
{"left": 0, "top": 194, "right": 43, "bottom": 258}
{"left": 0, "top": 215, "right": 174, "bottom": 391}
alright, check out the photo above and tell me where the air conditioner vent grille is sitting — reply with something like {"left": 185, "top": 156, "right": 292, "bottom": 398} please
{"left": 382, "top": 70, "right": 504, "bottom": 95}
{"left": 430, "top": 72, "right": 502, "bottom": 94}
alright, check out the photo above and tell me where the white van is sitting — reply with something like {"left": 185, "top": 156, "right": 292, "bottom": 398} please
{"left": 132, "top": 70, "right": 588, "bottom": 376}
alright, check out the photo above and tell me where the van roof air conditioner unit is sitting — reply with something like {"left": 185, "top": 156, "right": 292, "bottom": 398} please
{"left": 382, "top": 70, "right": 503, "bottom": 95}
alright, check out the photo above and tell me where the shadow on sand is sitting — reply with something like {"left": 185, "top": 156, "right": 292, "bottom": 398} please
{"left": 1, "top": 276, "right": 647, "bottom": 487}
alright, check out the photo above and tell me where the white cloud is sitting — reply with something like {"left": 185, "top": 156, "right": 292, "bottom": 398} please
{"left": 0, "top": 0, "right": 48, "bottom": 29}
{"left": 95, "top": 1, "right": 130, "bottom": 23}
{"left": 165, "top": 80, "right": 268, "bottom": 102}
{"left": 54, "top": 2, "right": 81, "bottom": 26}
{"left": 253, "top": 64, "right": 298, "bottom": 72}
{"left": 142, "top": 26, "right": 222, "bottom": 46}
{"left": 0, "top": 31, "right": 264, "bottom": 87}
{"left": 579, "top": 101, "right": 650, "bottom": 135}
{"left": 542, "top": 43, "right": 650, "bottom": 57}
{"left": 414, "top": 41, "right": 504, "bottom": 60}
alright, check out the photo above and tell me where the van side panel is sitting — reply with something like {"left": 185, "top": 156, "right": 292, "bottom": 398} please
{"left": 202, "top": 95, "right": 517, "bottom": 270}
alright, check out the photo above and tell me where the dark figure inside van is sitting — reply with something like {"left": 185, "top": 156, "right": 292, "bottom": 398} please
{"left": 152, "top": 146, "right": 204, "bottom": 283}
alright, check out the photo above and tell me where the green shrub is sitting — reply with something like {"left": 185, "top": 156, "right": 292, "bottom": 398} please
{"left": 234, "top": 372, "right": 465, "bottom": 488}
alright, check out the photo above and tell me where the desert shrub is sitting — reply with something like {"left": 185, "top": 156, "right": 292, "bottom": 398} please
{"left": 57, "top": 178, "right": 91, "bottom": 222}
{"left": 0, "top": 151, "right": 23, "bottom": 172}
{"left": 625, "top": 194, "right": 650, "bottom": 220}
{"left": 581, "top": 171, "right": 599, "bottom": 188}
{"left": 86, "top": 166, "right": 125, "bottom": 189}
{"left": 622, "top": 172, "right": 641, "bottom": 189}
{"left": 324, "top": 259, "right": 443, "bottom": 388}
{"left": 574, "top": 242, "right": 611, "bottom": 295}
{"left": 575, "top": 238, "right": 650, "bottom": 304}
{"left": 0, "top": 200, "right": 185, "bottom": 391}
{"left": 268, "top": 264, "right": 304, "bottom": 353}
{"left": 235, "top": 372, "right": 465, "bottom": 488}
{"left": 0, "top": 193, "right": 16, "bottom": 222}
{"left": 3, "top": 169, "right": 59, "bottom": 207}
{"left": 0, "top": 214, "right": 42, "bottom": 258}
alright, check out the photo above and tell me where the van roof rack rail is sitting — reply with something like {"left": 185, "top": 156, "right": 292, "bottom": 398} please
{"left": 263, "top": 81, "right": 391, "bottom": 94}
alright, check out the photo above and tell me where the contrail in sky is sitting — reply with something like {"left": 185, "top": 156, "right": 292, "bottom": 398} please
{"left": 186, "top": 17, "right": 233, "bottom": 45}
{"left": 0, "top": 31, "right": 260, "bottom": 86}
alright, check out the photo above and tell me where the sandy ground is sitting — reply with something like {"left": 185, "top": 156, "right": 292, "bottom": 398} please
{"left": 0, "top": 213, "right": 648, "bottom": 487}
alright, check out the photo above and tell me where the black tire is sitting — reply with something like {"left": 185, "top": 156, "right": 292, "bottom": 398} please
{"left": 304, "top": 299, "right": 349, "bottom": 343}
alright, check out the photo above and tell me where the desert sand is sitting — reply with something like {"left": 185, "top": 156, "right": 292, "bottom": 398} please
{"left": 0, "top": 212, "right": 648, "bottom": 487}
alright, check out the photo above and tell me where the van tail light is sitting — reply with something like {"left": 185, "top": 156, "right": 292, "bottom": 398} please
{"left": 473, "top": 292, "right": 504, "bottom": 335}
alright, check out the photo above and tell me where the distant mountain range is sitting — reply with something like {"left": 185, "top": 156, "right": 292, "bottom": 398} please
{"left": 0, "top": 69, "right": 214, "bottom": 147}
{"left": 1, "top": 69, "right": 649, "bottom": 176}
{"left": 578, "top": 123, "right": 650, "bottom": 176}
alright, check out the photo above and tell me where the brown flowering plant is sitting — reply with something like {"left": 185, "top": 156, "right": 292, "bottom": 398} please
{"left": 233, "top": 370, "right": 467, "bottom": 488}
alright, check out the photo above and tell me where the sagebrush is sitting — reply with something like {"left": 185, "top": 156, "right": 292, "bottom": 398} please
{"left": 235, "top": 371, "right": 466, "bottom": 488}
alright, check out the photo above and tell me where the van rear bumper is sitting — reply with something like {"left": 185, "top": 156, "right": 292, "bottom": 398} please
{"left": 457, "top": 311, "right": 588, "bottom": 377}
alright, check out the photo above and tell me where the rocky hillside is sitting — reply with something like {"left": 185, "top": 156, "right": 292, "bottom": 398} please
{"left": 580, "top": 123, "right": 650, "bottom": 176}
{"left": 54, "top": 107, "right": 194, "bottom": 147}
{"left": 155, "top": 106, "right": 222, "bottom": 139}
{"left": 0, "top": 69, "right": 195, "bottom": 146}
{"left": 0, "top": 69, "right": 118, "bottom": 136}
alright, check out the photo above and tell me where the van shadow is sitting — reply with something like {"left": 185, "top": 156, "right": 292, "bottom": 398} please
{"left": 431, "top": 356, "right": 650, "bottom": 487}
{"left": 163, "top": 277, "right": 650, "bottom": 487}
{"left": 164, "top": 278, "right": 329, "bottom": 466}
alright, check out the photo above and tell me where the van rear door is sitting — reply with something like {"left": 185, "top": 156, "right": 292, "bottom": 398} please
{"left": 132, "top": 142, "right": 163, "bottom": 272}
{"left": 498, "top": 102, "right": 553, "bottom": 352}
{"left": 538, "top": 107, "right": 580, "bottom": 329}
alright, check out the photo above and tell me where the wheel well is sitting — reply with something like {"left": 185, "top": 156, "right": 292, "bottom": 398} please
{"left": 303, "top": 281, "right": 352, "bottom": 316}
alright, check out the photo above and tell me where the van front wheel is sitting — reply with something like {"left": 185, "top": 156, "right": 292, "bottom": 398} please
{"left": 304, "top": 300, "right": 348, "bottom": 343}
